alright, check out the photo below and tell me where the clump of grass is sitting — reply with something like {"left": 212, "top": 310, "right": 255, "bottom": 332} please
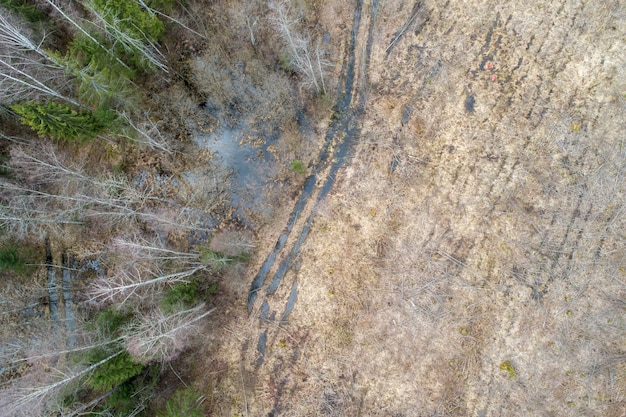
{"left": 291, "top": 160, "right": 306, "bottom": 174}
{"left": 499, "top": 360, "right": 516, "bottom": 378}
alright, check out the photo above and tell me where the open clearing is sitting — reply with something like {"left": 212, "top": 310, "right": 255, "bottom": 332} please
{"left": 182, "top": 0, "right": 625, "bottom": 415}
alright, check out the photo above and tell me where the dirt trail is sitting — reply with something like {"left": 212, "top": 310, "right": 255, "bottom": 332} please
{"left": 247, "top": 0, "right": 374, "bottom": 314}
{"left": 236, "top": 0, "right": 380, "bottom": 408}
{"left": 197, "top": 0, "right": 625, "bottom": 415}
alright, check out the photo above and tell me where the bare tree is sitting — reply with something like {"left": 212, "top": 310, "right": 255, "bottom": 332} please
{"left": 0, "top": 56, "right": 78, "bottom": 106}
{"left": 1, "top": 144, "right": 216, "bottom": 240}
{"left": 269, "top": 0, "right": 329, "bottom": 94}
{"left": 118, "top": 111, "right": 173, "bottom": 154}
{"left": 89, "top": 236, "right": 229, "bottom": 306}
{"left": 0, "top": 13, "right": 55, "bottom": 62}
{"left": 89, "top": 263, "right": 204, "bottom": 306}
{"left": 123, "top": 303, "right": 214, "bottom": 364}
{"left": 1, "top": 350, "right": 124, "bottom": 417}
{"left": 0, "top": 11, "right": 78, "bottom": 106}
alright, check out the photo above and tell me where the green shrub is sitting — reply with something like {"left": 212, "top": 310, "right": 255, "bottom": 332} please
{"left": 279, "top": 52, "right": 295, "bottom": 73}
{"left": 0, "top": 246, "right": 20, "bottom": 270}
{"left": 101, "top": 365, "right": 159, "bottom": 416}
{"left": 198, "top": 247, "right": 231, "bottom": 271}
{"left": 0, "top": 0, "right": 45, "bottom": 22}
{"left": 95, "top": 309, "right": 132, "bottom": 337}
{"left": 0, "top": 245, "right": 34, "bottom": 276}
{"left": 162, "top": 281, "right": 199, "bottom": 311}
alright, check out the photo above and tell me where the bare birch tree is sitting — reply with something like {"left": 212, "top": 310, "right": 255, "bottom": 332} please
{"left": 123, "top": 303, "right": 214, "bottom": 364}
{"left": 1, "top": 144, "right": 216, "bottom": 240}
{"left": 0, "top": 11, "right": 78, "bottom": 106}
{"left": 1, "top": 350, "right": 124, "bottom": 417}
{"left": 89, "top": 235, "right": 229, "bottom": 306}
{"left": 118, "top": 111, "right": 173, "bottom": 154}
{"left": 269, "top": 0, "right": 329, "bottom": 94}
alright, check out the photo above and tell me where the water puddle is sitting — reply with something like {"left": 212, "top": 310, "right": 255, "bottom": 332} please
{"left": 193, "top": 125, "right": 279, "bottom": 227}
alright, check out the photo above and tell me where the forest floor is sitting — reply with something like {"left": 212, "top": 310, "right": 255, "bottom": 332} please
{"left": 175, "top": 0, "right": 625, "bottom": 415}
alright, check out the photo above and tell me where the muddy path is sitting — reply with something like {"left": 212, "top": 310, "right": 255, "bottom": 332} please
{"left": 246, "top": 0, "right": 368, "bottom": 314}
{"left": 239, "top": 0, "right": 379, "bottom": 402}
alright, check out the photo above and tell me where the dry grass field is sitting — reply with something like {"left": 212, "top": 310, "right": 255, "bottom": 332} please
{"left": 186, "top": 0, "right": 625, "bottom": 416}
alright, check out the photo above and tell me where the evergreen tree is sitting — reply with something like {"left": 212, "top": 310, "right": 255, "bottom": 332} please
{"left": 11, "top": 101, "right": 115, "bottom": 141}
{"left": 93, "top": 0, "right": 165, "bottom": 41}
{"left": 87, "top": 349, "right": 144, "bottom": 392}
{"left": 57, "top": 35, "right": 136, "bottom": 107}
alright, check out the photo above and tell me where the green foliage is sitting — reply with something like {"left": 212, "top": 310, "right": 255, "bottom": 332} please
{"left": 11, "top": 101, "right": 116, "bottom": 142}
{"left": 0, "top": 245, "right": 32, "bottom": 275}
{"left": 499, "top": 360, "right": 517, "bottom": 378}
{"left": 291, "top": 160, "right": 306, "bottom": 174}
{"left": 198, "top": 247, "right": 230, "bottom": 271}
{"left": 157, "top": 387, "right": 204, "bottom": 417}
{"left": 0, "top": 246, "right": 20, "bottom": 270}
{"left": 87, "top": 350, "right": 144, "bottom": 391}
{"left": 93, "top": 0, "right": 165, "bottom": 42}
{"left": 95, "top": 309, "right": 132, "bottom": 337}
{"left": 101, "top": 365, "right": 159, "bottom": 416}
{"left": 162, "top": 281, "right": 199, "bottom": 311}
{"left": 145, "top": 0, "right": 175, "bottom": 13}
{"left": 278, "top": 52, "right": 295, "bottom": 73}
{"left": 59, "top": 36, "right": 136, "bottom": 107}
{"left": 0, "top": 0, "right": 45, "bottom": 22}
{"left": 90, "top": 0, "right": 165, "bottom": 71}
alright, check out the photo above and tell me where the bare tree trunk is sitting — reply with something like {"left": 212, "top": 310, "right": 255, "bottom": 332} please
{"left": 269, "top": 0, "right": 329, "bottom": 94}
{"left": 0, "top": 57, "right": 80, "bottom": 106}
{"left": 62, "top": 252, "right": 77, "bottom": 347}
{"left": 124, "top": 304, "right": 214, "bottom": 364}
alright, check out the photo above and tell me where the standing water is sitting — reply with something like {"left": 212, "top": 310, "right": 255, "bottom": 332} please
{"left": 193, "top": 125, "right": 280, "bottom": 227}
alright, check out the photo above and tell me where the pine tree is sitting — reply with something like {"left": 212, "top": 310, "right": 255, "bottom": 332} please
{"left": 57, "top": 35, "right": 136, "bottom": 107}
{"left": 87, "top": 349, "right": 144, "bottom": 391}
{"left": 11, "top": 101, "right": 115, "bottom": 141}
{"left": 88, "top": 0, "right": 168, "bottom": 71}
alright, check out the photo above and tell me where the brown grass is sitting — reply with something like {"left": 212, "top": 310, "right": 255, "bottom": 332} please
{"left": 194, "top": 0, "right": 625, "bottom": 415}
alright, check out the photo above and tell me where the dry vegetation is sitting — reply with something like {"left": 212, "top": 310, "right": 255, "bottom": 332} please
{"left": 1, "top": 0, "right": 624, "bottom": 415}
{"left": 191, "top": 0, "right": 625, "bottom": 416}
